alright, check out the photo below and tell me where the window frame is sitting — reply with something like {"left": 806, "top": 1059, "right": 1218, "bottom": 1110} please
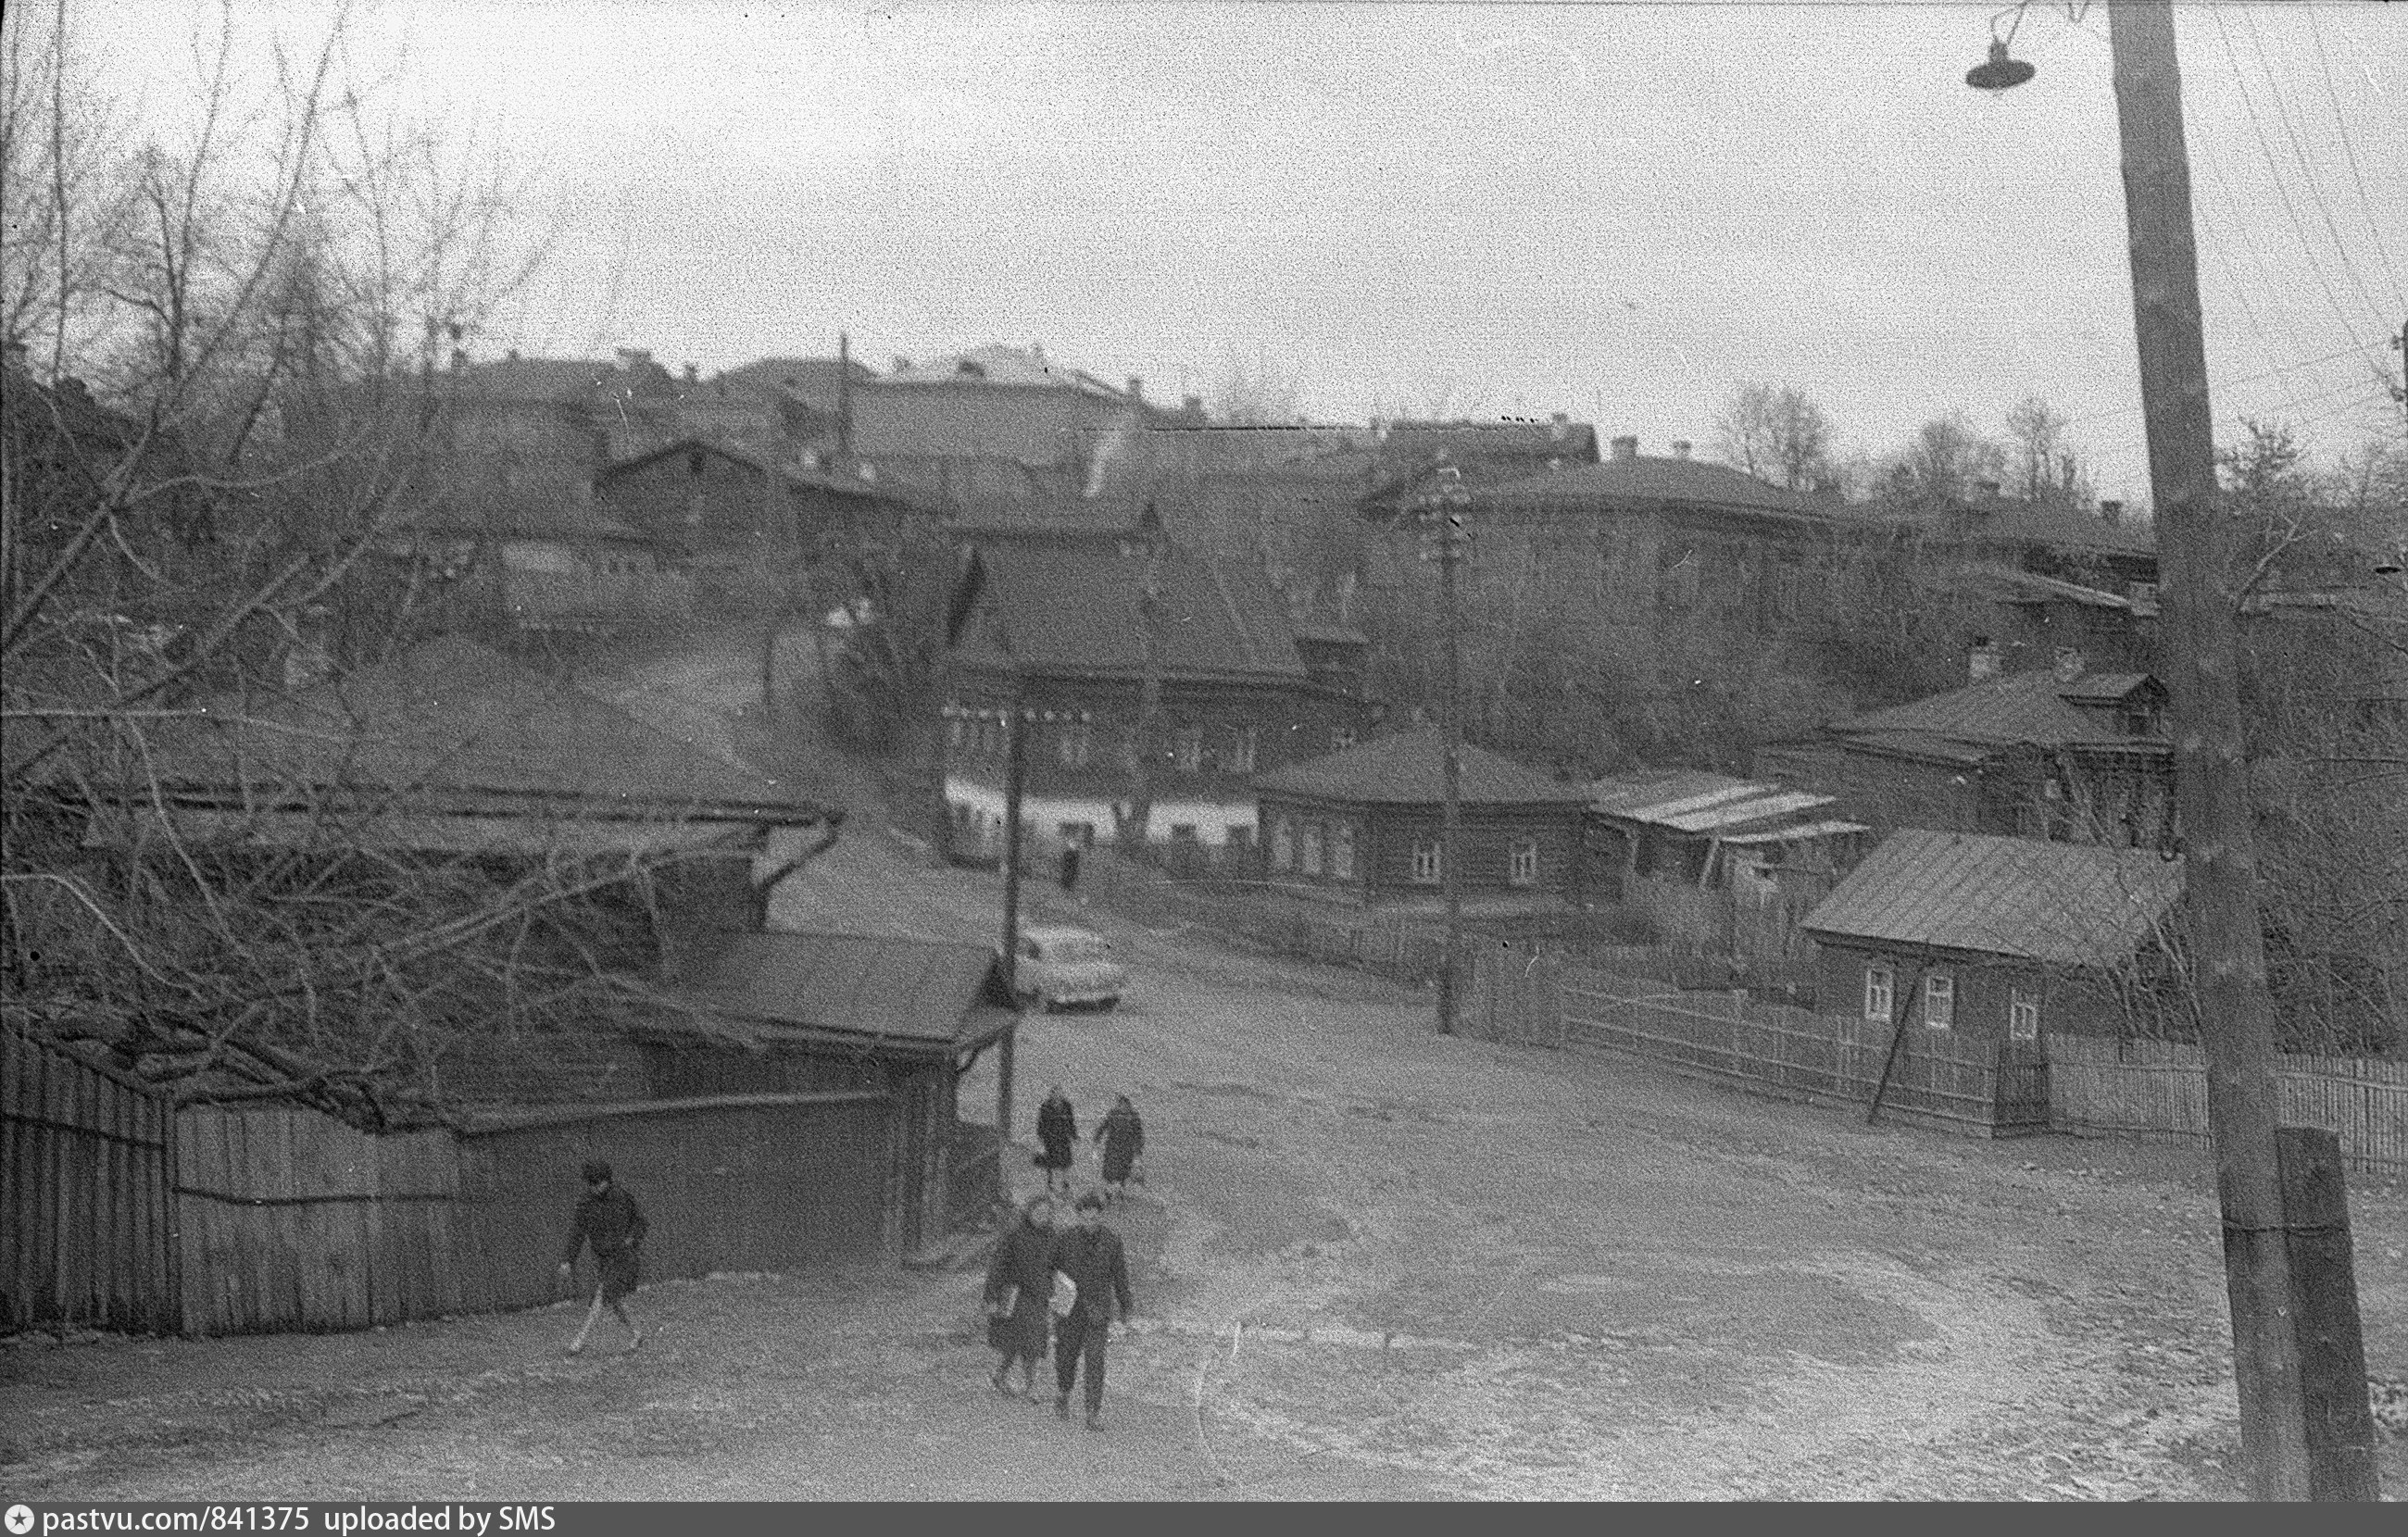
{"left": 1173, "top": 727, "right": 1204, "bottom": 774}
{"left": 2009, "top": 987, "right": 2041, "bottom": 1042}
{"left": 1056, "top": 719, "right": 1092, "bottom": 768}
{"left": 1508, "top": 836, "right": 1540, "bottom": 887}
{"left": 1411, "top": 838, "right": 1443, "bottom": 884}
{"left": 1300, "top": 821, "right": 1323, "bottom": 877}
{"left": 1330, "top": 821, "right": 1356, "bottom": 881}
{"left": 1924, "top": 971, "right": 1956, "bottom": 1030}
{"left": 1270, "top": 816, "right": 1294, "bottom": 871}
{"left": 1863, "top": 963, "right": 1895, "bottom": 1023}
{"left": 1226, "top": 726, "right": 1260, "bottom": 774}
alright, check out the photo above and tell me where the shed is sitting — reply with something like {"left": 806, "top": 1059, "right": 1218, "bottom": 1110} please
{"left": 1800, "top": 829, "right": 2186, "bottom": 1045}
{"left": 655, "top": 931, "right": 1022, "bottom": 1256}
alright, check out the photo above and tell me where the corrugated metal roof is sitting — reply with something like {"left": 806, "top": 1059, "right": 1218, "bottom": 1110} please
{"left": 1717, "top": 818, "right": 1869, "bottom": 846}
{"left": 1800, "top": 828, "right": 2183, "bottom": 967}
{"left": 1256, "top": 727, "right": 1594, "bottom": 806}
{"left": 1661, "top": 789, "right": 1837, "bottom": 833}
{"left": 1584, "top": 770, "right": 1752, "bottom": 818}
{"left": 686, "top": 931, "right": 1015, "bottom": 1047}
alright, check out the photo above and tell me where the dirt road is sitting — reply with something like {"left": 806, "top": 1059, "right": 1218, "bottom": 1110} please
{"left": 7, "top": 634, "right": 2401, "bottom": 1500}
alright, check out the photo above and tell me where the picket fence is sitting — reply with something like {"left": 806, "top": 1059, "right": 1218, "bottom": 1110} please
{"left": 2048, "top": 1034, "right": 2408, "bottom": 1173}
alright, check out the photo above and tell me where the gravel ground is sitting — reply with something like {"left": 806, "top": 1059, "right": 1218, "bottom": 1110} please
{"left": 7, "top": 632, "right": 2400, "bottom": 1501}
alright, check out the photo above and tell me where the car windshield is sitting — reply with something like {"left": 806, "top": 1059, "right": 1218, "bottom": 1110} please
{"left": 1042, "top": 937, "right": 1106, "bottom": 963}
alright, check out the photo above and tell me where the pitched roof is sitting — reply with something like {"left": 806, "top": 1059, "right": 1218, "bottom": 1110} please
{"left": 680, "top": 931, "right": 1016, "bottom": 1050}
{"left": 1800, "top": 828, "right": 2183, "bottom": 968}
{"left": 135, "top": 635, "right": 824, "bottom": 815}
{"left": 1836, "top": 669, "right": 2166, "bottom": 754}
{"left": 1471, "top": 455, "right": 1836, "bottom": 520}
{"left": 1584, "top": 770, "right": 1844, "bottom": 835}
{"left": 883, "top": 345, "right": 1133, "bottom": 401}
{"left": 1255, "top": 727, "right": 1595, "bottom": 806}
{"left": 955, "top": 538, "right": 1308, "bottom": 681}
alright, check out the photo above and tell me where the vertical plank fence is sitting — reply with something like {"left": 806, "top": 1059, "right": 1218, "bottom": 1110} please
{"left": 2, "top": 1028, "right": 178, "bottom": 1333}
{"left": 2048, "top": 1035, "right": 2408, "bottom": 1173}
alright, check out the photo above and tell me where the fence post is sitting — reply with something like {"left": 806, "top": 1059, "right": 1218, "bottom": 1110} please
{"left": 2276, "top": 1127, "right": 2381, "bottom": 1501}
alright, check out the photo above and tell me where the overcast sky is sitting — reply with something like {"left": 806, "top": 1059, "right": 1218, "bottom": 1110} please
{"left": 79, "top": 1, "right": 2408, "bottom": 500}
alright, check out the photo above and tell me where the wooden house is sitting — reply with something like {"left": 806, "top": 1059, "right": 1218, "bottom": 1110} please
{"left": 1251, "top": 728, "right": 1593, "bottom": 915}
{"left": 1800, "top": 829, "right": 2186, "bottom": 1046}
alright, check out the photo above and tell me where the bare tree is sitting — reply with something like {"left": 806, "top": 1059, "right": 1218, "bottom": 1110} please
{"left": 2003, "top": 395, "right": 2092, "bottom": 511}
{"left": 1714, "top": 381, "right": 1834, "bottom": 491}
{"left": 1210, "top": 348, "right": 1306, "bottom": 427}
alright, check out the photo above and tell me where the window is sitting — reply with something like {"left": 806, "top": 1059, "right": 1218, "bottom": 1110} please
{"left": 2009, "top": 988, "right": 2041, "bottom": 1042}
{"left": 1225, "top": 727, "right": 1259, "bottom": 774}
{"left": 1173, "top": 728, "right": 1203, "bottom": 773}
{"left": 1226, "top": 825, "right": 1254, "bottom": 850}
{"left": 1271, "top": 817, "right": 1294, "bottom": 871}
{"left": 1411, "top": 838, "right": 1442, "bottom": 884}
{"left": 1331, "top": 823, "right": 1356, "bottom": 880}
{"left": 1332, "top": 725, "right": 1357, "bottom": 753}
{"left": 1170, "top": 824, "right": 1198, "bottom": 842}
{"left": 947, "top": 718, "right": 965, "bottom": 751}
{"left": 1300, "top": 822, "right": 1323, "bottom": 876}
{"left": 1924, "top": 972, "right": 1955, "bottom": 1030}
{"left": 1863, "top": 963, "right": 1894, "bottom": 1023}
{"left": 1057, "top": 821, "right": 1095, "bottom": 847}
{"left": 1508, "top": 837, "right": 1540, "bottom": 887}
{"left": 1056, "top": 719, "right": 1092, "bottom": 768}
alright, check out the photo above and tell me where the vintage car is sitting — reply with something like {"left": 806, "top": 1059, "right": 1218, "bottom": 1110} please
{"left": 1013, "top": 925, "right": 1127, "bottom": 1012}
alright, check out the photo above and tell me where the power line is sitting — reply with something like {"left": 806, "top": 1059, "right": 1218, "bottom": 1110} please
{"left": 2237, "top": 6, "right": 2394, "bottom": 328}
{"left": 2208, "top": 9, "right": 2383, "bottom": 360}
{"left": 2059, "top": 344, "right": 2368, "bottom": 428}
{"left": 2303, "top": 6, "right": 2408, "bottom": 311}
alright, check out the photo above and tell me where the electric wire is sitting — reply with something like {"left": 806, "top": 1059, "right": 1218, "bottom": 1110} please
{"left": 2208, "top": 9, "right": 2383, "bottom": 359}
{"left": 2237, "top": 6, "right": 2395, "bottom": 328}
{"left": 2303, "top": 7, "right": 2408, "bottom": 311}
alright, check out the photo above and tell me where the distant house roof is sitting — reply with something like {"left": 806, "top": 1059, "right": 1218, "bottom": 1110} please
{"left": 126, "top": 635, "right": 832, "bottom": 822}
{"left": 676, "top": 931, "right": 1017, "bottom": 1056}
{"left": 884, "top": 345, "right": 1134, "bottom": 402}
{"left": 1801, "top": 828, "right": 2183, "bottom": 968}
{"left": 1948, "top": 563, "right": 2138, "bottom": 611}
{"left": 1584, "top": 770, "right": 1854, "bottom": 837}
{"left": 1463, "top": 455, "right": 1837, "bottom": 522}
{"left": 715, "top": 356, "right": 877, "bottom": 409}
{"left": 951, "top": 537, "right": 1309, "bottom": 681}
{"left": 1256, "top": 727, "right": 1595, "bottom": 806}
{"left": 1833, "top": 669, "right": 2167, "bottom": 756}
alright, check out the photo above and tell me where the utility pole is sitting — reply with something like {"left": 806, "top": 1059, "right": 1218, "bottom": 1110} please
{"left": 998, "top": 681, "right": 1030, "bottom": 1006}
{"left": 2107, "top": 0, "right": 2309, "bottom": 1499}
{"left": 1423, "top": 467, "right": 1471, "bottom": 1035}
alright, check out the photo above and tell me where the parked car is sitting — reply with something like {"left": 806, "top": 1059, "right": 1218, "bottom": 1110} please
{"left": 1013, "top": 925, "right": 1126, "bottom": 1012}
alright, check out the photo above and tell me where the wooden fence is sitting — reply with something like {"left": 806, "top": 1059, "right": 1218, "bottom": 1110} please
{"left": 7, "top": 1019, "right": 904, "bottom": 1337}
{"left": 2049, "top": 1035, "right": 2408, "bottom": 1173}
{"left": 1496, "top": 953, "right": 2050, "bottom": 1138}
{"left": 3, "top": 1029, "right": 179, "bottom": 1333}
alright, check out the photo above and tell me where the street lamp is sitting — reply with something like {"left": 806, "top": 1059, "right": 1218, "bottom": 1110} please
{"left": 1414, "top": 465, "right": 1472, "bottom": 1036}
{"left": 1963, "top": 1, "right": 2376, "bottom": 1500}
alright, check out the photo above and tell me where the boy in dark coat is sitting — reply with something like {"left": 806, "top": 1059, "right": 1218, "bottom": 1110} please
{"left": 1035, "top": 1086, "right": 1078, "bottom": 1193}
{"left": 1048, "top": 1190, "right": 1135, "bottom": 1431}
{"left": 558, "top": 1159, "right": 647, "bottom": 1356}
{"left": 983, "top": 1194, "right": 1057, "bottom": 1398}
{"left": 1095, "top": 1094, "right": 1143, "bottom": 1203}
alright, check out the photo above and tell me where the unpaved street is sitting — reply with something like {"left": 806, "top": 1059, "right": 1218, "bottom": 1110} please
{"left": 8, "top": 637, "right": 2402, "bottom": 1500}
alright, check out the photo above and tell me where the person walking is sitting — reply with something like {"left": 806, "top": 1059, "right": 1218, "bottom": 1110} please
{"left": 983, "top": 1194, "right": 1057, "bottom": 1400}
{"left": 1094, "top": 1094, "right": 1144, "bottom": 1204}
{"left": 1058, "top": 841, "right": 1082, "bottom": 895}
{"left": 1035, "top": 1085, "right": 1078, "bottom": 1194}
{"left": 558, "top": 1159, "right": 647, "bottom": 1356}
{"left": 1048, "top": 1190, "right": 1135, "bottom": 1431}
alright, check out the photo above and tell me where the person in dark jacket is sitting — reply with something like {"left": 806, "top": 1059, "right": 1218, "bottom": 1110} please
{"left": 1048, "top": 1190, "right": 1135, "bottom": 1430}
{"left": 983, "top": 1194, "right": 1057, "bottom": 1398}
{"left": 1094, "top": 1094, "right": 1143, "bottom": 1204}
{"left": 1035, "top": 1086, "right": 1078, "bottom": 1193}
{"left": 1058, "top": 843, "right": 1082, "bottom": 894}
{"left": 558, "top": 1159, "right": 647, "bottom": 1356}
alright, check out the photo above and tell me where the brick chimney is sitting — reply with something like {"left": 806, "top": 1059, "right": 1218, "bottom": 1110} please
{"left": 2099, "top": 499, "right": 2124, "bottom": 526}
{"left": 892, "top": 356, "right": 912, "bottom": 373}
{"left": 2051, "top": 647, "right": 2085, "bottom": 683}
{"left": 1969, "top": 637, "right": 2004, "bottom": 681}
{"left": 683, "top": 362, "right": 699, "bottom": 383}
{"left": 1549, "top": 411, "right": 1569, "bottom": 442}
{"left": 1126, "top": 376, "right": 1143, "bottom": 400}
{"left": 1611, "top": 434, "right": 1638, "bottom": 461}
{"left": 1670, "top": 440, "right": 1692, "bottom": 460}
{"left": 1182, "top": 394, "right": 1203, "bottom": 416}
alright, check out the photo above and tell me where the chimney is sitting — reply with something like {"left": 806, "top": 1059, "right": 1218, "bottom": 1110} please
{"left": 2051, "top": 647, "right": 2085, "bottom": 683}
{"left": 892, "top": 356, "right": 912, "bottom": 374}
{"left": 2099, "top": 499, "right": 2124, "bottom": 526}
{"left": 1610, "top": 434, "right": 1638, "bottom": 461}
{"left": 505, "top": 347, "right": 521, "bottom": 362}
{"left": 1182, "top": 394, "right": 1203, "bottom": 416}
{"left": 614, "top": 347, "right": 652, "bottom": 369}
{"left": 683, "top": 362, "right": 699, "bottom": 384}
{"left": 1126, "top": 376, "right": 1143, "bottom": 400}
{"left": 1549, "top": 411, "right": 1568, "bottom": 442}
{"left": 1968, "top": 636, "right": 2003, "bottom": 681}
{"left": 1976, "top": 478, "right": 2002, "bottom": 497}
{"left": 450, "top": 348, "right": 468, "bottom": 372}
{"left": 1670, "top": 440, "right": 1692, "bottom": 460}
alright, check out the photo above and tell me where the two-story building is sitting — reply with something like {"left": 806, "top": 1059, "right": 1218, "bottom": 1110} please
{"left": 941, "top": 531, "right": 1373, "bottom": 860}
{"left": 1753, "top": 652, "right": 2176, "bottom": 849}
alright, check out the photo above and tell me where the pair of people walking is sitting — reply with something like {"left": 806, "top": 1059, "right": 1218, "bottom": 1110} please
{"left": 1035, "top": 1086, "right": 1145, "bottom": 1203}
{"left": 983, "top": 1190, "right": 1135, "bottom": 1431}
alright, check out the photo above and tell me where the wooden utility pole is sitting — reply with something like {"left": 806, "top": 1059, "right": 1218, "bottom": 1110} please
{"left": 998, "top": 680, "right": 1030, "bottom": 1006}
{"left": 2107, "top": 0, "right": 2310, "bottom": 1500}
{"left": 1427, "top": 469, "right": 1471, "bottom": 1035}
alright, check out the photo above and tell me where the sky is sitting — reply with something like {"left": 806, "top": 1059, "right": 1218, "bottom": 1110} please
{"left": 69, "top": 0, "right": 2408, "bottom": 501}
